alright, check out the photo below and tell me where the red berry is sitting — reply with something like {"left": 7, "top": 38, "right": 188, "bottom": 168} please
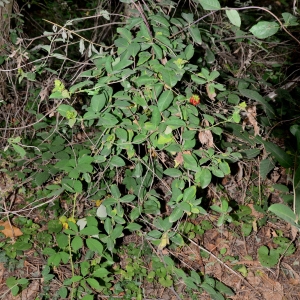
{"left": 189, "top": 94, "right": 200, "bottom": 106}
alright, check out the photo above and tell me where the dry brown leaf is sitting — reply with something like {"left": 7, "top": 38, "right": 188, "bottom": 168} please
{"left": 242, "top": 105, "right": 260, "bottom": 136}
{"left": 247, "top": 271, "right": 262, "bottom": 286}
{"left": 0, "top": 262, "right": 4, "bottom": 284}
{"left": 248, "top": 204, "right": 264, "bottom": 219}
{"left": 161, "top": 57, "right": 168, "bottom": 65}
{"left": 236, "top": 162, "right": 244, "bottom": 182}
{"left": 174, "top": 152, "right": 183, "bottom": 167}
{"left": 0, "top": 221, "right": 23, "bottom": 238}
{"left": 198, "top": 130, "right": 214, "bottom": 147}
{"left": 291, "top": 225, "right": 298, "bottom": 240}
{"left": 259, "top": 271, "right": 283, "bottom": 300}
{"left": 206, "top": 83, "right": 216, "bottom": 101}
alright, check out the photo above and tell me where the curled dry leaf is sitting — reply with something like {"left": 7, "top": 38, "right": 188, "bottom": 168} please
{"left": 242, "top": 105, "right": 260, "bottom": 136}
{"left": 198, "top": 130, "right": 214, "bottom": 147}
{"left": 161, "top": 57, "right": 168, "bottom": 65}
{"left": 206, "top": 83, "right": 216, "bottom": 101}
{"left": 199, "top": 119, "right": 214, "bottom": 147}
{"left": 174, "top": 152, "right": 184, "bottom": 167}
{"left": 174, "top": 151, "right": 191, "bottom": 167}
{"left": 0, "top": 221, "right": 23, "bottom": 238}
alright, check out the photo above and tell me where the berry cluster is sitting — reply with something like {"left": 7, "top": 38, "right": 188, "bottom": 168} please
{"left": 189, "top": 94, "right": 200, "bottom": 106}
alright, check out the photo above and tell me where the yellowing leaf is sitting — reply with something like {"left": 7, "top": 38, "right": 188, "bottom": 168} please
{"left": 158, "top": 232, "right": 169, "bottom": 251}
{"left": 68, "top": 217, "right": 76, "bottom": 223}
{"left": 95, "top": 200, "right": 102, "bottom": 207}
{"left": 59, "top": 216, "right": 67, "bottom": 224}
{"left": 0, "top": 221, "right": 23, "bottom": 238}
{"left": 63, "top": 222, "right": 69, "bottom": 229}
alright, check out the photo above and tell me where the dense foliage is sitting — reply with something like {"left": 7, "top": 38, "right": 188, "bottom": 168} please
{"left": 0, "top": 0, "right": 300, "bottom": 299}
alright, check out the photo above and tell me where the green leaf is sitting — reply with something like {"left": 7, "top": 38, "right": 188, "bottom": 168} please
{"left": 69, "top": 80, "right": 93, "bottom": 93}
{"left": 113, "top": 59, "right": 133, "bottom": 71}
{"left": 263, "top": 141, "right": 293, "bottom": 168}
{"left": 169, "top": 207, "right": 184, "bottom": 222}
{"left": 117, "top": 27, "right": 132, "bottom": 42}
{"left": 104, "top": 218, "right": 112, "bottom": 235}
{"left": 184, "top": 44, "right": 194, "bottom": 60}
{"left": 110, "top": 224, "right": 124, "bottom": 240}
{"left": 268, "top": 204, "right": 299, "bottom": 228}
{"left": 282, "top": 12, "right": 299, "bottom": 26}
{"left": 93, "top": 268, "right": 110, "bottom": 278}
{"left": 191, "top": 74, "right": 206, "bottom": 84}
{"left": 6, "top": 276, "right": 17, "bottom": 288}
{"left": 98, "top": 113, "right": 119, "bottom": 127}
{"left": 159, "top": 275, "right": 173, "bottom": 287}
{"left": 183, "top": 277, "right": 198, "bottom": 289}
{"left": 12, "top": 144, "right": 26, "bottom": 158}
{"left": 82, "top": 264, "right": 94, "bottom": 280}
{"left": 111, "top": 184, "right": 121, "bottom": 198}
{"left": 152, "top": 44, "right": 163, "bottom": 59}
{"left": 135, "top": 75, "right": 158, "bottom": 87}
{"left": 86, "top": 278, "right": 103, "bottom": 291}
{"left": 183, "top": 153, "right": 199, "bottom": 171}
{"left": 91, "top": 94, "right": 106, "bottom": 112}
{"left": 86, "top": 238, "right": 103, "bottom": 255}
{"left": 290, "top": 125, "right": 300, "bottom": 151}
{"left": 62, "top": 178, "right": 82, "bottom": 193}
{"left": 163, "top": 168, "right": 182, "bottom": 177}
{"left": 201, "top": 282, "right": 220, "bottom": 296}
{"left": 126, "top": 42, "right": 141, "bottom": 57}
{"left": 226, "top": 9, "right": 241, "bottom": 27}
{"left": 198, "top": 0, "right": 221, "bottom": 10}
{"left": 215, "top": 281, "right": 235, "bottom": 295}
{"left": 183, "top": 186, "right": 196, "bottom": 201}
{"left": 137, "top": 52, "right": 152, "bottom": 66}
{"left": 126, "top": 223, "right": 142, "bottom": 231}
{"left": 71, "top": 276, "right": 83, "bottom": 283}
{"left": 57, "top": 233, "right": 69, "bottom": 248}
{"left": 151, "top": 106, "right": 161, "bottom": 127}
{"left": 57, "top": 104, "right": 76, "bottom": 117}
{"left": 259, "top": 158, "right": 275, "bottom": 179}
{"left": 182, "top": 12, "right": 194, "bottom": 23}
{"left": 257, "top": 245, "right": 279, "bottom": 267}
{"left": 150, "top": 15, "right": 170, "bottom": 27}
{"left": 71, "top": 236, "right": 83, "bottom": 252}
{"left": 203, "top": 114, "right": 215, "bottom": 125}
{"left": 157, "top": 90, "right": 174, "bottom": 112}
{"left": 249, "top": 21, "right": 279, "bottom": 39}
{"left": 81, "top": 295, "right": 94, "bottom": 300}
{"left": 228, "top": 93, "right": 240, "bottom": 104}
{"left": 196, "top": 168, "right": 212, "bottom": 188}
{"left": 110, "top": 156, "right": 126, "bottom": 167}
{"left": 155, "top": 34, "right": 173, "bottom": 49}
{"left": 14, "top": 241, "right": 32, "bottom": 251}
{"left": 212, "top": 168, "right": 224, "bottom": 177}
{"left": 133, "top": 134, "right": 147, "bottom": 144}
{"left": 58, "top": 287, "right": 68, "bottom": 298}
{"left": 80, "top": 226, "right": 100, "bottom": 236}
{"left": 219, "top": 161, "right": 230, "bottom": 175}
{"left": 189, "top": 26, "right": 202, "bottom": 44}
{"left": 160, "top": 68, "right": 179, "bottom": 88}
{"left": 211, "top": 127, "right": 223, "bottom": 135}
{"left": 60, "top": 251, "right": 69, "bottom": 264}
{"left": 48, "top": 220, "right": 63, "bottom": 233}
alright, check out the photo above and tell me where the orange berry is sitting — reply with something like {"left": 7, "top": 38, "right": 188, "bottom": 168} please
{"left": 189, "top": 94, "right": 200, "bottom": 106}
